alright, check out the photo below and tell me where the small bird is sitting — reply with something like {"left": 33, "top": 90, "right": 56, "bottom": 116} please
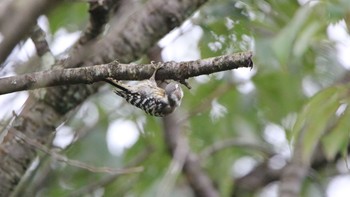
{"left": 106, "top": 66, "right": 183, "bottom": 117}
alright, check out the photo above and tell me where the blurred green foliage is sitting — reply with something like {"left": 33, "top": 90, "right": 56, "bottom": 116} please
{"left": 21, "top": 0, "right": 350, "bottom": 197}
{"left": 48, "top": 2, "right": 88, "bottom": 33}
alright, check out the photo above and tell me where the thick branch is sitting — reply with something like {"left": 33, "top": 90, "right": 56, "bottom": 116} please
{"left": 0, "top": 0, "right": 59, "bottom": 64}
{"left": 66, "top": 0, "right": 209, "bottom": 67}
{"left": 0, "top": 52, "right": 253, "bottom": 95}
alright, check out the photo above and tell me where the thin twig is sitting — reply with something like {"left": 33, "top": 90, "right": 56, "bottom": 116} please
{"left": 68, "top": 146, "right": 154, "bottom": 197}
{"left": 30, "top": 24, "right": 51, "bottom": 57}
{"left": 30, "top": 24, "right": 56, "bottom": 70}
{"left": 12, "top": 130, "right": 143, "bottom": 174}
{"left": 74, "top": 0, "right": 118, "bottom": 47}
{"left": 199, "top": 138, "right": 272, "bottom": 160}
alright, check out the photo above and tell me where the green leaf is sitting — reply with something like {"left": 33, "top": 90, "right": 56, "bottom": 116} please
{"left": 48, "top": 2, "right": 88, "bottom": 33}
{"left": 322, "top": 101, "right": 350, "bottom": 160}
{"left": 293, "top": 21, "right": 323, "bottom": 58}
{"left": 293, "top": 87, "right": 339, "bottom": 135}
{"left": 272, "top": 5, "right": 312, "bottom": 66}
{"left": 253, "top": 72, "right": 304, "bottom": 123}
{"left": 326, "top": 0, "right": 350, "bottom": 23}
{"left": 292, "top": 85, "right": 347, "bottom": 162}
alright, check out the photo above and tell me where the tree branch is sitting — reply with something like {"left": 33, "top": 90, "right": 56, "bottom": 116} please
{"left": 12, "top": 129, "right": 143, "bottom": 174}
{"left": 199, "top": 138, "right": 272, "bottom": 160}
{"left": 232, "top": 161, "right": 281, "bottom": 197}
{"left": 0, "top": 52, "right": 253, "bottom": 95}
{"left": 231, "top": 143, "right": 349, "bottom": 197}
{"left": 67, "top": 146, "right": 154, "bottom": 197}
{"left": 0, "top": 0, "right": 60, "bottom": 65}
{"left": 65, "top": 0, "right": 210, "bottom": 67}
{"left": 163, "top": 112, "right": 220, "bottom": 197}
{"left": 30, "top": 24, "right": 51, "bottom": 57}
{"left": 74, "top": 0, "right": 120, "bottom": 48}
{"left": 29, "top": 24, "right": 56, "bottom": 71}
{"left": 279, "top": 128, "right": 317, "bottom": 197}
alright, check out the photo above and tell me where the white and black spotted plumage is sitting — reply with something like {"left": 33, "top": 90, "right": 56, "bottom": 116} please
{"left": 107, "top": 76, "right": 183, "bottom": 117}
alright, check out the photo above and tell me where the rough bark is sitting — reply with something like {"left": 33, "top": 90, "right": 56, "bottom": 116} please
{"left": 0, "top": 52, "right": 253, "bottom": 95}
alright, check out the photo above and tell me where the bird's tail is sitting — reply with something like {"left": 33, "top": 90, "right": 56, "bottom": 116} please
{"left": 104, "top": 78, "right": 128, "bottom": 92}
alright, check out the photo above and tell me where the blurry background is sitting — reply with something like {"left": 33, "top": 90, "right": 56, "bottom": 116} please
{"left": 1, "top": 0, "right": 350, "bottom": 196}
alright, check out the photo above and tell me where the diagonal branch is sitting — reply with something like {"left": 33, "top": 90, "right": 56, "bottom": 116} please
{"left": 67, "top": 146, "right": 153, "bottom": 197}
{"left": 13, "top": 129, "right": 143, "bottom": 174}
{"left": 29, "top": 24, "right": 56, "bottom": 71}
{"left": 65, "top": 0, "right": 210, "bottom": 67}
{"left": 0, "top": 0, "right": 60, "bottom": 65}
{"left": 0, "top": 52, "right": 253, "bottom": 95}
{"left": 30, "top": 25, "right": 52, "bottom": 57}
